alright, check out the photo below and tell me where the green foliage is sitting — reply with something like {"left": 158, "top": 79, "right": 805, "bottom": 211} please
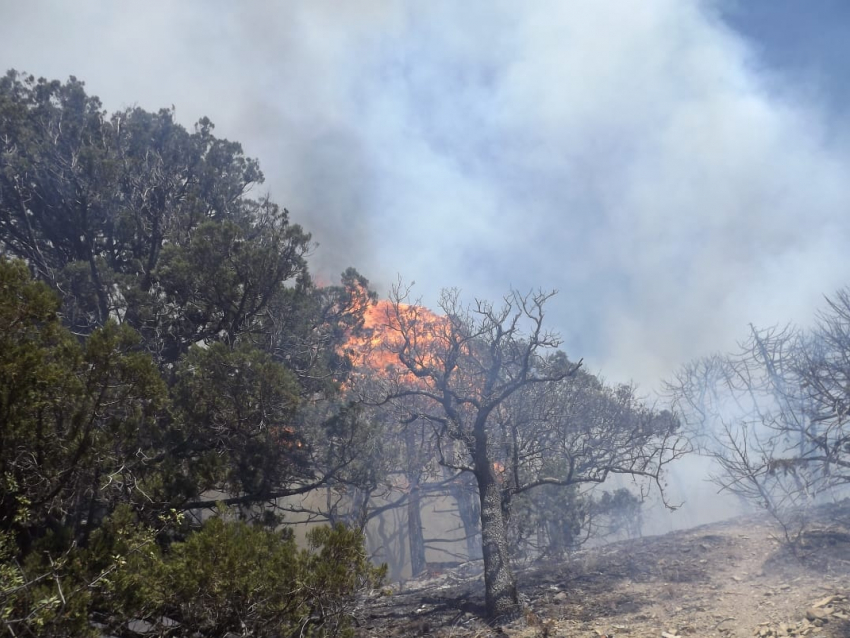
{"left": 262, "top": 266, "right": 378, "bottom": 396}
{"left": 0, "top": 540, "right": 94, "bottom": 637}
{"left": 0, "top": 70, "right": 311, "bottom": 352}
{"left": 135, "top": 208, "right": 310, "bottom": 364}
{"left": 173, "top": 342, "right": 305, "bottom": 500}
{"left": 0, "top": 259, "right": 168, "bottom": 546}
{"left": 0, "top": 70, "right": 378, "bottom": 512}
{"left": 159, "top": 516, "right": 302, "bottom": 635}
{"left": 152, "top": 517, "right": 384, "bottom": 637}
{"left": 0, "top": 507, "right": 154, "bottom": 638}
{"left": 83, "top": 504, "right": 165, "bottom": 618}
{"left": 507, "top": 478, "right": 589, "bottom": 557}
{"left": 302, "top": 523, "right": 388, "bottom": 609}
{"left": 595, "top": 488, "right": 643, "bottom": 539}
{"left": 3, "top": 508, "right": 384, "bottom": 638}
{"left": 0, "top": 255, "right": 376, "bottom": 527}
{"left": 0, "top": 69, "right": 385, "bottom": 635}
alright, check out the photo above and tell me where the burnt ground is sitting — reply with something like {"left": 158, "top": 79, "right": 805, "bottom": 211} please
{"left": 355, "top": 500, "right": 850, "bottom": 638}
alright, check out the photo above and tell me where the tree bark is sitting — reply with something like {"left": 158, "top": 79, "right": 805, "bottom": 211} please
{"left": 474, "top": 436, "right": 518, "bottom": 618}
{"left": 407, "top": 480, "right": 426, "bottom": 577}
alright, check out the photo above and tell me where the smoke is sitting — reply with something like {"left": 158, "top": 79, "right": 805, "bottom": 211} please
{"left": 2, "top": 0, "right": 850, "bottom": 393}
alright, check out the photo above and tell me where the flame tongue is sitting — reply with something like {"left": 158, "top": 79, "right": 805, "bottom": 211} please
{"left": 346, "top": 300, "right": 445, "bottom": 374}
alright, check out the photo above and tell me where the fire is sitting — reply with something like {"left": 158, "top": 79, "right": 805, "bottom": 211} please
{"left": 343, "top": 299, "right": 446, "bottom": 377}
{"left": 278, "top": 425, "right": 303, "bottom": 449}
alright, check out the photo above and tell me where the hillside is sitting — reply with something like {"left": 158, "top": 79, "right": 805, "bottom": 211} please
{"left": 358, "top": 501, "right": 850, "bottom": 638}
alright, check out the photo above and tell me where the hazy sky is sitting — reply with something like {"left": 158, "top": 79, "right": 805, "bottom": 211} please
{"left": 3, "top": 0, "right": 850, "bottom": 390}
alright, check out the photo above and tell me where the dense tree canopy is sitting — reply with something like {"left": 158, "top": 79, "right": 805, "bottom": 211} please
{"left": 0, "top": 71, "right": 381, "bottom": 636}
{"left": 0, "top": 71, "right": 374, "bottom": 512}
{"left": 0, "top": 259, "right": 167, "bottom": 547}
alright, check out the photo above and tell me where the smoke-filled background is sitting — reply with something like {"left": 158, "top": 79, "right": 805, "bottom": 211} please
{"left": 2, "top": 3, "right": 849, "bottom": 404}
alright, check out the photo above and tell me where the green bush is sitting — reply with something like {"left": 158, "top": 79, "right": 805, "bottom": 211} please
{"left": 3, "top": 508, "right": 385, "bottom": 637}
{"left": 128, "top": 514, "right": 385, "bottom": 637}
{"left": 1, "top": 528, "right": 97, "bottom": 637}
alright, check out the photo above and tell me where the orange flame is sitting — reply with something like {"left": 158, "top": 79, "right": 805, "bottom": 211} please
{"left": 344, "top": 300, "right": 446, "bottom": 378}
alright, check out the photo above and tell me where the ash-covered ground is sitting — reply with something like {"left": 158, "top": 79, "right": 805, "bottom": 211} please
{"left": 356, "top": 501, "right": 850, "bottom": 638}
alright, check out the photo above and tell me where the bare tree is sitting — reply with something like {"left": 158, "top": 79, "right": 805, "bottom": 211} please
{"left": 796, "top": 290, "right": 850, "bottom": 487}
{"left": 371, "top": 285, "right": 687, "bottom": 618}
{"left": 498, "top": 373, "right": 684, "bottom": 557}
{"left": 667, "top": 302, "right": 850, "bottom": 545}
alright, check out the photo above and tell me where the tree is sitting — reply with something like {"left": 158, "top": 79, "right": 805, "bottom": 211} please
{"left": 0, "top": 70, "right": 313, "bottom": 362}
{"left": 0, "top": 258, "right": 167, "bottom": 550}
{"left": 506, "top": 484, "right": 644, "bottom": 559}
{"left": 795, "top": 290, "right": 850, "bottom": 488}
{"left": 0, "top": 71, "right": 378, "bottom": 518}
{"left": 123, "top": 515, "right": 385, "bottom": 638}
{"left": 374, "top": 286, "right": 686, "bottom": 618}
{"left": 0, "top": 70, "right": 391, "bottom": 635}
{"left": 667, "top": 292, "right": 850, "bottom": 545}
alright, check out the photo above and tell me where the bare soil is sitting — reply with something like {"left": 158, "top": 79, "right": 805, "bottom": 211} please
{"left": 356, "top": 500, "right": 850, "bottom": 638}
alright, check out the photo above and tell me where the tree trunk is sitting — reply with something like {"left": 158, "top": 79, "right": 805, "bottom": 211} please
{"left": 446, "top": 470, "right": 482, "bottom": 560}
{"left": 404, "top": 427, "right": 427, "bottom": 577}
{"left": 474, "top": 439, "right": 518, "bottom": 618}
{"left": 407, "top": 479, "right": 426, "bottom": 577}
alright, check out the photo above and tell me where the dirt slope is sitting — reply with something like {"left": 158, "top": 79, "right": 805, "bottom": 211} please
{"left": 357, "top": 501, "right": 850, "bottom": 638}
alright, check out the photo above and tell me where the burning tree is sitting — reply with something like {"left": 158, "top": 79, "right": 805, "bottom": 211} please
{"left": 368, "top": 285, "right": 687, "bottom": 618}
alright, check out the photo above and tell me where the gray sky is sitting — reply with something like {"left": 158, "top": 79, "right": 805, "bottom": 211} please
{"left": 3, "top": 0, "right": 850, "bottom": 389}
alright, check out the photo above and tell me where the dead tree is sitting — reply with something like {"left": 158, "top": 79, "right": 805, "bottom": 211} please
{"left": 375, "top": 285, "right": 687, "bottom": 618}
{"left": 666, "top": 303, "right": 850, "bottom": 545}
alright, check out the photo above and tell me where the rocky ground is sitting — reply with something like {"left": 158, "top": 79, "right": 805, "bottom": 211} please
{"left": 356, "top": 500, "right": 850, "bottom": 638}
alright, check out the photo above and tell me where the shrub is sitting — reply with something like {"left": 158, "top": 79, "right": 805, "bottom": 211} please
{"left": 2, "top": 509, "right": 385, "bottom": 637}
{"left": 146, "top": 517, "right": 385, "bottom": 637}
